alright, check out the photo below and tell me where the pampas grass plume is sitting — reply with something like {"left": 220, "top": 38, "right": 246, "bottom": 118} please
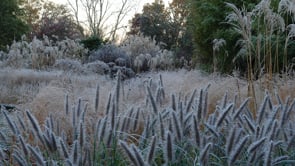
{"left": 79, "top": 122, "right": 85, "bottom": 148}
{"left": 229, "top": 135, "right": 249, "bottom": 165}
{"left": 247, "top": 137, "right": 266, "bottom": 153}
{"left": 197, "top": 89, "right": 203, "bottom": 121}
{"left": 13, "top": 153, "right": 27, "bottom": 166}
{"left": 258, "top": 95, "right": 269, "bottom": 124}
{"left": 131, "top": 144, "right": 146, "bottom": 166}
{"left": 172, "top": 111, "right": 182, "bottom": 141}
{"left": 226, "top": 127, "right": 236, "bottom": 155}
{"left": 2, "top": 109, "right": 19, "bottom": 135}
{"left": 95, "top": 83, "right": 99, "bottom": 112}
{"left": 165, "top": 131, "right": 173, "bottom": 163}
{"left": 193, "top": 115, "right": 200, "bottom": 147}
{"left": 147, "top": 86, "right": 158, "bottom": 114}
{"left": 159, "top": 113, "right": 165, "bottom": 140}
{"left": 133, "top": 108, "right": 140, "bottom": 131}
{"left": 199, "top": 142, "right": 212, "bottom": 165}
{"left": 147, "top": 136, "right": 157, "bottom": 165}
{"left": 71, "top": 140, "right": 78, "bottom": 164}
{"left": 172, "top": 94, "right": 176, "bottom": 111}
{"left": 18, "top": 135, "right": 29, "bottom": 156}
{"left": 120, "top": 141, "right": 138, "bottom": 166}
{"left": 28, "top": 145, "right": 46, "bottom": 166}
{"left": 233, "top": 98, "right": 250, "bottom": 119}
{"left": 243, "top": 115, "right": 256, "bottom": 133}
{"left": 65, "top": 94, "right": 69, "bottom": 115}
{"left": 60, "top": 138, "right": 69, "bottom": 159}
{"left": 264, "top": 141, "right": 273, "bottom": 166}
{"left": 17, "top": 114, "right": 27, "bottom": 131}
{"left": 186, "top": 89, "right": 196, "bottom": 113}
{"left": 216, "top": 103, "right": 233, "bottom": 128}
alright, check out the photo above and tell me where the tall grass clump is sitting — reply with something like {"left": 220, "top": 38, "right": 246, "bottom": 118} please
{"left": 2, "top": 35, "right": 87, "bottom": 70}
{"left": 225, "top": 0, "right": 295, "bottom": 117}
{"left": 0, "top": 71, "right": 295, "bottom": 165}
{"left": 225, "top": 2, "right": 257, "bottom": 117}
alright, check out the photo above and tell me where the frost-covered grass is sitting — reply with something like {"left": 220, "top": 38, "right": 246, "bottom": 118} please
{"left": 0, "top": 68, "right": 295, "bottom": 165}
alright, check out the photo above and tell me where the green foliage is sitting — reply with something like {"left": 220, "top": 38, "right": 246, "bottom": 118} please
{"left": 0, "top": 0, "right": 28, "bottom": 50}
{"left": 129, "top": 1, "right": 169, "bottom": 47}
{"left": 188, "top": 0, "right": 295, "bottom": 75}
{"left": 188, "top": 0, "right": 259, "bottom": 72}
{"left": 81, "top": 36, "right": 104, "bottom": 51}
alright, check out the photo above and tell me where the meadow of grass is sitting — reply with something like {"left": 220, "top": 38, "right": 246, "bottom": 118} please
{"left": 0, "top": 67, "right": 294, "bottom": 165}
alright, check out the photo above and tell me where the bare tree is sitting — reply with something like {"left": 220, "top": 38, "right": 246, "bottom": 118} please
{"left": 109, "top": 0, "right": 133, "bottom": 41}
{"left": 67, "top": 0, "right": 80, "bottom": 29}
{"left": 67, "top": 0, "right": 136, "bottom": 40}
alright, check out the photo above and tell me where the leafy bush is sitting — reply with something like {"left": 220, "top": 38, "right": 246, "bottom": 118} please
{"left": 0, "top": 0, "right": 28, "bottom": 50}
{"left": 1, "top": 72, "right": 295, "bottom": 165}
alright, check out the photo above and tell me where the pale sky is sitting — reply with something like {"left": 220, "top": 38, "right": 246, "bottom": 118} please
{"left": 48, "top": 0, "right": 171, "bottom": 39}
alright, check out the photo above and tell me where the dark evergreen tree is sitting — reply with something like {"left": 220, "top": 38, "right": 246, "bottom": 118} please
{"left": 0, "top": 0, "right": 28, "bottom": 50}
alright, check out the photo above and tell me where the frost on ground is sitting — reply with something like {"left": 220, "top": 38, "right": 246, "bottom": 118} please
{"left": 0, "top": 68, "right": 294, "bottom": 123}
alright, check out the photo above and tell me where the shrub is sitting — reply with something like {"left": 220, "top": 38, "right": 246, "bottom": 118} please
{"left": 120, "top": 34, "right": 161, "bottom": 59}
{"left": 120, "top": 34, "right": 175, "bottom": 72}
{"left": 80, "top": 36, "right": 104, "bottom": 51}
{"left": 84, "top": 60, "right": 110, "bottom": 75}
{"left": 88, "top": 44, "right": 131, "bottom": 67}
{"left": 53, "top": 58, "right": 84, "bottom": 74}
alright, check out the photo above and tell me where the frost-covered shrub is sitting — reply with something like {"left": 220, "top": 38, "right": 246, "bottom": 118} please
{"left": 110, "top": 66, "right": 135, "bottom": 78}
{"left": 120, "top": 34, "right": 161, "bottom": 59}
{"left": 88, "top": 44, "right": 131, "bottom": 67}
{"left": 54, "top": 58, "right": 84, "bottom": 73}
{"left": 121, "top": 34, "right": 175, "bottom": 72}
{"left": 84, "top": 60, "right": 110, "bottom": 75}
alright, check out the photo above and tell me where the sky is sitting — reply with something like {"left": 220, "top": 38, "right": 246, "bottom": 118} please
{"left": 48, "top": 0, "right": 171, "bottom": 39}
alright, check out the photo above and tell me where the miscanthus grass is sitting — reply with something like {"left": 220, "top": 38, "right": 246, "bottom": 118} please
{"left": 0, "top": 71, "right": 294, "bottom": 165}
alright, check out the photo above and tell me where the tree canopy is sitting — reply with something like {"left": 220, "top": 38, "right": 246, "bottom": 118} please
{"left": 0, "top": 0, "right": 28, "bottom": 50}
{"left": 33, "top": 2, "right": 83, "bottom": 40}
{"left": 128, "top": 0, "right": 193, "bottom": 66}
